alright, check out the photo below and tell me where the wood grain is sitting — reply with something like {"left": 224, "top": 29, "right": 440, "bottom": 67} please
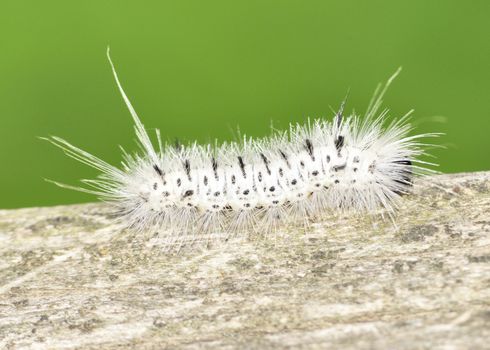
{"left": 1, "top": 171, "right": 489, "bottom": 349}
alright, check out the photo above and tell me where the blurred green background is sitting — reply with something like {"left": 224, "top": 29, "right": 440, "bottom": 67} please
{"left": 1, "top": 1, "right": 489, "bottom": 209}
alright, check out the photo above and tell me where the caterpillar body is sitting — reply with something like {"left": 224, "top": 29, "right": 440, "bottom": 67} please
{"left": 46, "top": 51, "right": 436, "bottom": 245}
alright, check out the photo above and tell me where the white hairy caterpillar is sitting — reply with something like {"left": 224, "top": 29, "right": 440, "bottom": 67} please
{"left": 45, "top": 50, "right": 437, "bottom": 246}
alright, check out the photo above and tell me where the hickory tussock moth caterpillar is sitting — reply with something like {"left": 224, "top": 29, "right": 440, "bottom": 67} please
{"left": 44, "top": 49, "right": 437, "bottom": 246}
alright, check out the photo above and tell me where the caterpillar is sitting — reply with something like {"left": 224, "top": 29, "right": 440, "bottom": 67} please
{"left": 45, "top": 49, "right": 436, "bottom": 246}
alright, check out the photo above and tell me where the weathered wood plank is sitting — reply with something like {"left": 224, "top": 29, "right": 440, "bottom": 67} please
{"left": 0, "top": 171, "right": 489, "bottom": 349}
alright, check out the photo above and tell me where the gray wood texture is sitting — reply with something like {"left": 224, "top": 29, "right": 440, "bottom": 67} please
{"left": 1, "top": 171, "right": 489, "bottom": 349}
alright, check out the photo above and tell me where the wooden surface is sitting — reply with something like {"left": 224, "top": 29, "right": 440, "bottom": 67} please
{"left": 0, "top": 171, "right": 489, "bottom": 349}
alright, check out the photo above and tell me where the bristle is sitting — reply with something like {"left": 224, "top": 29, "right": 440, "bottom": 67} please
{"left": 45, "top": 55, "right": 439, "bottom": 249}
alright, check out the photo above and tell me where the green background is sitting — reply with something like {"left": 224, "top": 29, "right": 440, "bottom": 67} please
{"left": 1, "top": 1, "right": 489, "bottom": 209}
